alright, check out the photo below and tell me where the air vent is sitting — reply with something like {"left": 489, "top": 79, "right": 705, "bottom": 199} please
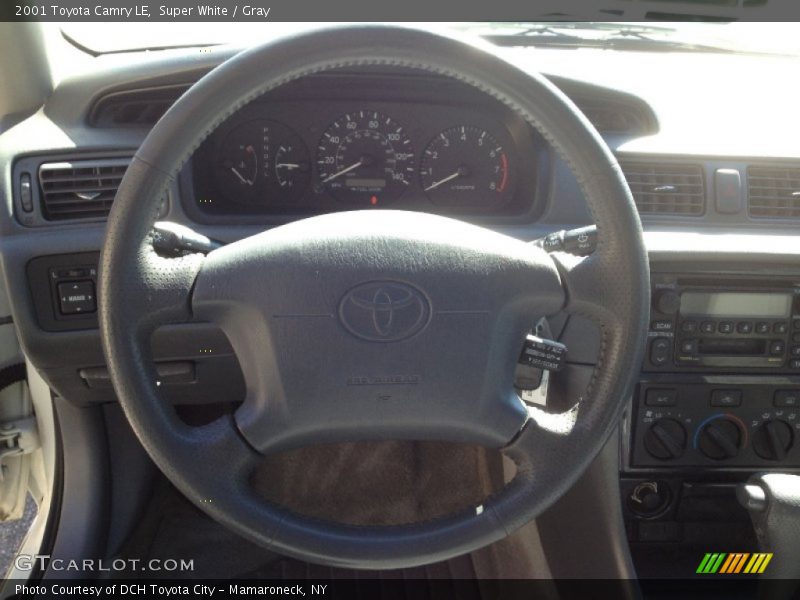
{"left": 747, "top": 165, "right": 800, "bottom": 219}
{"left": 89, "top": 86, "right": 186, "bottom": 127}
{"left": 620, "top": 162, "right": 705, "bottom": 216}
{"left": 38, "top": 158, "right": 130, "bottom": 221}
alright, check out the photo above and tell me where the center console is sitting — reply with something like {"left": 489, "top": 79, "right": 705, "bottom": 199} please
{"left": 622, "top": 270, "right": 800, "bottom": 577}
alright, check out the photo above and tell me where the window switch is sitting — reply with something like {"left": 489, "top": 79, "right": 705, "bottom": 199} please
{"left": 58, "top": 280, "right": 96, "bottom": 315}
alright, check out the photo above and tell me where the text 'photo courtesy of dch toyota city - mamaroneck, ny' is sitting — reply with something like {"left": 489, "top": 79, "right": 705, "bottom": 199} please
{"left": 1, "top": 1, "right": 800, "bottom": 599}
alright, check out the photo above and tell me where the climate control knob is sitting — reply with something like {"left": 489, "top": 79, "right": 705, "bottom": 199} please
{"left": 752, "top": 420, "right": 794, "bottom": 461}
{"left": 644, "top": 418, "right": 687, "bottom": 460}
{"left": 697, "top": 417, "right": 743, "bottom": 460}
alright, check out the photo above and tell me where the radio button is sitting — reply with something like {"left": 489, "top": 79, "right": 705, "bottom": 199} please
{"left": 790, "top": 359, "right": 800, "bottom": 369}
{"left": 651, "top": 320, "right": 673, "bottom": 332}
{"left": 654, "top": 290, "right": 681, "bottom": 315}
{"left": 769, "top": 340, "right": 786, "bottom": 356}
{"left": 792, "top": 333, "right": 800, "bottom": 343}
{"left": 681, "top": 321, "right": 698, "bottom": 333}
{"left": 775, "top": 322, "right": 789, "bottom": 334}
{"left": 680, "top": 339, "right": 698, "bottom": 354}
{"left": 793, "top": 319, "right": 800, "bottom": 330}
{"left": 737, "top": 321, "right": 753, "bottom": 334}
{"left": 710, "top": 389, "right": 742, "bottom": 407}
{"left": 755, "top": 322, "right": 771, "bottom": 334}
{"left": 718, "top": 321, "right": 734, "bottom": 334}
{"left": 774, "top": 390, "right": 800, "bottom": 408}
{"left": 650, "top": 338, "right": 672, "bottom": 366}
{"left": 701, "top": 321, "right": 716, "bottom": 334}
{"left": 791, "top": 346, "right": 800, "bottom": 357}
{"left": 645, "top": 389, "right": 678, "bottom": 407}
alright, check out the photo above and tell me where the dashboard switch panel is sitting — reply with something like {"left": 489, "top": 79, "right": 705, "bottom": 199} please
{"left": 631, "top": 379, "right": 800, "bottom": 469}
{"left": 27, "top": 252, "right": 100, "bottom": 331}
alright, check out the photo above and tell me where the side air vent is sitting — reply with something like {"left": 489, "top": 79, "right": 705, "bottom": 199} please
{"left": 88, "top": 86, "right": 187, "bottom": 127}
{"left": 747, "top": 165, "right": 800, "bottom": 219}
{"left": 38, "top": 158, "right": 130, "bottom": 220}
{"left": 620, "top": 162, "right": 705, "bottom": 216}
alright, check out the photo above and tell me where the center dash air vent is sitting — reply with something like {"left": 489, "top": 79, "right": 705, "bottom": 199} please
{"left": 38, "top": 158, "right": 130, "bottom": 221}
{"left": 620, "top": 162, "right": 705, "bottom": 216}
{"left": 747, "top": 165, "right": 800, "bottom": 219}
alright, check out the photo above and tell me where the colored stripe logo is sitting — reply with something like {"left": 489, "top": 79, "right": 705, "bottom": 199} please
{"left": 696, "top": 553, "right": 773, "bottom": 574}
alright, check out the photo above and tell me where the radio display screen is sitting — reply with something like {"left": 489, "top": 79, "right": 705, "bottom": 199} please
{"left": 681, "top": 292, "right": 792, "bottom": 318}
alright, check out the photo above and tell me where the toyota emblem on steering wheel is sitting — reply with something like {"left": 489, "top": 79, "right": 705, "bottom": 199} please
{"left": 339, "top": 281, "right": 431, "bottom": 342}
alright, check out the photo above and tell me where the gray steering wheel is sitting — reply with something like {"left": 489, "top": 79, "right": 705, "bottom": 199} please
{"left": 98, "top": 25, "right": 649, "bottom": 569}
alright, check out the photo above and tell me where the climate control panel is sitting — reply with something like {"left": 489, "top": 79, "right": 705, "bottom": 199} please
{"left": 630, "top": 379, "right": 800, "bottom": 469}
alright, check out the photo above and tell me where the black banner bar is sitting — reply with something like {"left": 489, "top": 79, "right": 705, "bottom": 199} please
{"left": 2, "top": 577, "right": 783, "bottom": 600}
{"left": 3, "top": 0, "right": 800, "bottom": 22}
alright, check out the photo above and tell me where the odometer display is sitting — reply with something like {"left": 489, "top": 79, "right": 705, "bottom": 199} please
{"left": 420, "top": 126, "right": 511, "bottom": 207}
{"left": 316, "top": 111, "right": 414, "bottom": 205}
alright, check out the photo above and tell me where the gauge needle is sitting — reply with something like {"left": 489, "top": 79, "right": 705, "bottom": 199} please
{"left": 322, "top": 160, "right": 362, "bottom": 183}
{"left": 424, "top": 170, "right": 462, "bottom": 192}
{"left": 276, "top": 163, "right": 301, "bottom": 170}
{"left": 230, "top": 167, "right": 250, "bottom": 185}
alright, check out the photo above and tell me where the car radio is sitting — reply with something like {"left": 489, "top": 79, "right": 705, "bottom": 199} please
{"left": 645, "top": 277, "right": 800, "bottom": 373}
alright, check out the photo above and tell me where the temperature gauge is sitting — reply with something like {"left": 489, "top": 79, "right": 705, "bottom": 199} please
{"left": 215, "top": 120, "right": 311, "bottom": 205}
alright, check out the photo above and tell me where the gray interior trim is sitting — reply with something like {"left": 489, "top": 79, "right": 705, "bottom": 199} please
{"left": 42, "top": 397, "right": 109, "bottom": 581}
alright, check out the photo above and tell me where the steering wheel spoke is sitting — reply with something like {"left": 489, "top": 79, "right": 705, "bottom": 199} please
{"left": 135, "top": 250, "right": 205, "bottom": 330}
{"left": 549, "top": 251, "right": 619, "bottom": 327}
{"left": 172, "top": 415, "right": 261, "bottom": 505}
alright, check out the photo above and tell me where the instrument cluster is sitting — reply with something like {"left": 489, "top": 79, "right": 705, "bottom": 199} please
{"left": 187, "top": 78, "right": 544, "bottom": 220}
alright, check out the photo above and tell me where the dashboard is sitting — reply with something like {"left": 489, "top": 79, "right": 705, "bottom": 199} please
{"left": 186, "top": 74, "right": 545, "bottom": 221}
{"left": 2, "top": 34, "right": 800, "bottom": 581}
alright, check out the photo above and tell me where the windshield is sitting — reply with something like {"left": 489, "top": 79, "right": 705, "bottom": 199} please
{"left": 59, "top": 22, "right": 800, "bottom": 56}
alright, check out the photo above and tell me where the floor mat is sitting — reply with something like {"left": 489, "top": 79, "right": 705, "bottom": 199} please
{"left": 114, "top": 442, "right": 551, "bottom": 586}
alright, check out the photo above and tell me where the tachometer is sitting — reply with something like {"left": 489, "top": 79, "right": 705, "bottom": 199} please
{"left": 316, "top": 111, "right": 414, "bottom": 205}
{"left": 420, "top": 126, "right": 511, "bottom": 207}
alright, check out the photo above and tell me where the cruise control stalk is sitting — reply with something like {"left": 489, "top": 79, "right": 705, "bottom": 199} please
{"left": 533, "top": 225, "right": 597, "bottom": 256}
{"left": 151, "top": 222, "right": 224, "bottom": 257}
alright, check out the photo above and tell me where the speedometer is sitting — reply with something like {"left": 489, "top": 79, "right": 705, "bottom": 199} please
{"left": 316, "top": 111, "right": 414, "bottom": 205}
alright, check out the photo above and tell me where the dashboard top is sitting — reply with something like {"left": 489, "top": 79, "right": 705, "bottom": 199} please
{"left": 0, "top": 38, "right": 799, "bottom": 241}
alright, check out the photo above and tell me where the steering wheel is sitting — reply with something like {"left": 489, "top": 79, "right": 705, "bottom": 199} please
{"left": 98, "top": 25, "right": 649, "bottom": 570}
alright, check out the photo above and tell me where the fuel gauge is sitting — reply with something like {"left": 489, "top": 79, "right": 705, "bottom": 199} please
{"left": 215, "top": 120, "right": 310, "bottom": 205}
{"left": 217, "top": 123, "right": 261, "bottom": 203}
